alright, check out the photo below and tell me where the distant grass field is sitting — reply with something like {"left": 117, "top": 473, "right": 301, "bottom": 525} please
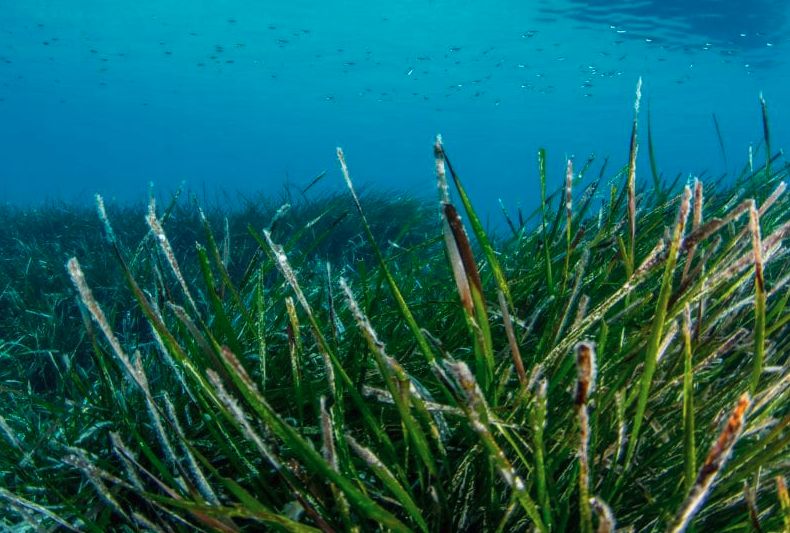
{"left": 2, "top": 90, "right": 790, "bottom": 532}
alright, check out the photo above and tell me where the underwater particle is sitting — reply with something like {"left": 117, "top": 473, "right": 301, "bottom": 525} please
{"left": 228, "top": 19, "right": 236, "bottom": 23}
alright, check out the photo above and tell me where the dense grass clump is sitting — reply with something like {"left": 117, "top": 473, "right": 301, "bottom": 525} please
{"left": 3, "top": 93, "right": 790, "bottom": 532}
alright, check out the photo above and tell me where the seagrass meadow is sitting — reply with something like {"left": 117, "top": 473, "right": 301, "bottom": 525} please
{"left": 3, "top": 93, "right": 790, "bottom": 532}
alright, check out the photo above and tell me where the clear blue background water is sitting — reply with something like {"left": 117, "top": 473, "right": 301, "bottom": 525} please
{"left": 1, "top": 0, "right": 788, "bottom": 221}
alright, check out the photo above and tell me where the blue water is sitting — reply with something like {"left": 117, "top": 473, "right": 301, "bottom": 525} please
{"left": 1, "top": 0, "right": 788, "bottom": 222}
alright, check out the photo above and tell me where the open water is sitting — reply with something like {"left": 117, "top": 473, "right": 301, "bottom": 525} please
{"left": 1, "top": 0, "right": 788, "bottom": 221}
